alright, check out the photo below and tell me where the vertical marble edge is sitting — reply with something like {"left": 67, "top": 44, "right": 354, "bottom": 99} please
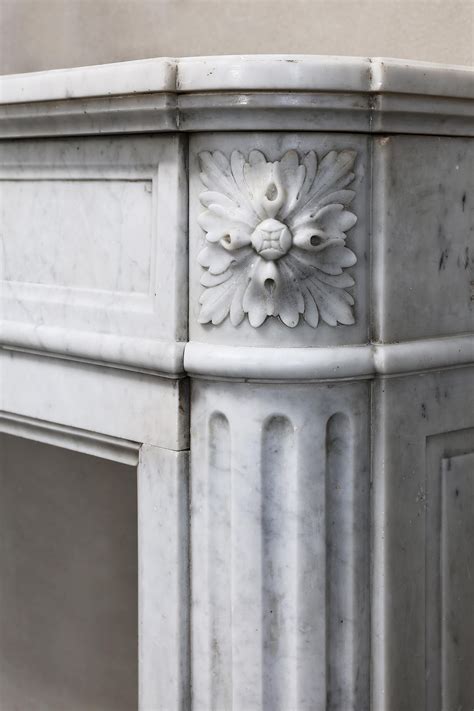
{"left": 261, "top": 414, "right": 298, "bottom": 710}
{"left": 326, "top": 412, "right": 354, "bottom": 710}
{"left": 155, "top": 133, "right": 189, "bottom": 343}
{"left": 208, "top": 411, "right": 233, "bottom": 710}
{"left": 295, "top": 409, "right": 327, "bottom": 709}
{"left": 228, "top": 411, "right": 264, "bottom": 709}
{"left": 439, "top": 451, "right": 474, "bottom": 711}
{"left": 138, "top": 444, "right": 190, "bottom": 711}
{"left": 371, "top": 378, "right": 388, "bottom": 711}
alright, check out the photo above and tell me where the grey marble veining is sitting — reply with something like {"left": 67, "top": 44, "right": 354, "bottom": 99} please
{"left": 1, "top": 55, "right": 473, "bottom": 138}
{"left": 372, "top": 134, "right": 474, "bottom": 342}
{"left": 0, "top": 55, "right": 473, "bottom": 711}
{"left": 191, "top": 380, "right": 370, "bottom": 710}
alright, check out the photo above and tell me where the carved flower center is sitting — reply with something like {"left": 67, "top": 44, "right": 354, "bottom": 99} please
{"left": 250, "top": 218, "right": 292, "bottom": 261}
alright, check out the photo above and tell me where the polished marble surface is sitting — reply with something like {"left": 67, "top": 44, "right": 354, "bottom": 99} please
{"left": 0, "top": 55, "right": 473, "bottom": 711}
{"left": 0, "top": 55, "right": 473, "bottom": 138}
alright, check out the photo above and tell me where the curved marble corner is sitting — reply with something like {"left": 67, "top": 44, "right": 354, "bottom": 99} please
{"left": 184, "top": 334, "right": 474, "bottom": 382}
{"left": 0, "top": 57, "right": 177, "bottom": 103}
{"left": 2, "top": 328, "right": 472, "bottom": 383}
{"left": 3, "top": 56, "right": 472, "bottom": 104}
{"left": 1, "top": 54, "right": 472, "bottom": 711}
{"left": 177, "top": 55, "right": 474, "bottom": 99}
{"left": 0, "top": 56, "right": 472, "bottom": 138}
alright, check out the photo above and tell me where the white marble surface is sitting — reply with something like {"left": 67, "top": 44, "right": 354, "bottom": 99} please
{"left": 188, "top": 132, "right": 371, "bottom": 348}
{"left": 2, "top": 178, "right": 152, "bottom": 291}
{"left": 0, "top": 55, "right": 473, "bottom": 711}
{"left": 138, "top": 445, "right": 189, "bottom": 711}
{"left": 0, "top": 349, "right": 188, "bottom": 451}
{"left": 372, "top": 134, "right": 474, "bottom": 341}
{"left": 372, "top": 367, "right": 474, "bottom": 711}
{"left": 0, "top": 56, "right": 176, "bottom": 103}
{"left": 2, "top": 55, "right": 473, "bottom": 103}
{"left": 0, "top": 55, "right": 473, "bottom": 137}
{"left": 0, "top": 135, "right": 188, "bottom": 375}
{"left": 190, "top": 379, "right": 370, "bottom": 710}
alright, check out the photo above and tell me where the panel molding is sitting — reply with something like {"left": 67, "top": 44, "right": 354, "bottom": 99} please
{"left": 2, "top": 332, "right": 471, "bottom": 380}
{"left": 0, "top": 135, "right": 188, "bottom": 347}
{"left": 0, "top": 321, "right": 185, "bottom": 375}
{"left": 0, "top": 411, "right": 140, "bottom": 465}
{"left": 425, "top": 428, "right": 474, "bottom": 711}
{"left": 185, "top": 334, "right": 474, "bottom": 382}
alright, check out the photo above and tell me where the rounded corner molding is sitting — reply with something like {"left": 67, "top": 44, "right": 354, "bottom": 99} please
{"left": 184, "top": 335, "right": 474, "bottom": 382}
{"left": 196, "top": 148, "right": 358, "bottom": 329}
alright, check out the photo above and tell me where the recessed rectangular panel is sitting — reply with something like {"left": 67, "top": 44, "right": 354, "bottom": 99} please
{"left": 1, "top": 179, "right": 152, "bottom": 293}
{"left": 0, "top": 135, "right": 188, "bottom": 348}
{"left": 441, "top": 452, "right": 474, "bottom": 711}
{"left": 372, "top": 370, "right": 474, "bottom": 711}
{"left": 373, "top": 135, "right": 474, "bottom": 341}
{"left": 425, "top": 425, "right": 474, "bottom": 711}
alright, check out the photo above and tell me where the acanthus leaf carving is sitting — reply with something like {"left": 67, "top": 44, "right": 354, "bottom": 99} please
{"left": 197, "top": 148, "right": 358, "bottom": 329}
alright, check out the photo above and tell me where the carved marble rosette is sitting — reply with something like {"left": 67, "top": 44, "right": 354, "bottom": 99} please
{"left": 196, "top": 148, "right": 358, "bottom": 328}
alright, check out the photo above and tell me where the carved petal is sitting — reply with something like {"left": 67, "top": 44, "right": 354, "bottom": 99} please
{"left": 199, "top": 151, "right": 239, "bottom": 199}
{"left": 301, "top": 285, "right": 320, "bottom": 328}
{"left": 275, "top": 150, "right": 306, "bottom": 218}
{"left": 240, "top": 259, "right": 305, "bottom": 328}
{"left": 304, "top": 277, "right": 355, "bottom": 326}
{"left": 198, "top": 251, "right": 255, "bottom": 325}
{"left": 200, "top": 269, "right": 233, "bottom": 288}
{"left": 314, "top": 189, "right": 355, "bottom": 209}
{"left": 293, "top": 205, "right": 357, "bottom": 247}
{"left": 315, "top": 269, "right": 355, "bottom": 289}
{"left": 311, "top": 149, "right": 356, "bottom": 197}
{"left": 284, "top": 252, "right": 356, "bottom": 327}
{"left": 313, "top": 204, "right": 357, "bottom": 236}
{"left": 242, "top": 151, "right": 285, "bottom": 219}
{"left": 299, "top": 151, "right": 318, "bottom": 202}
{"left": 287, "top": 149, "right": 356, "bottom": 223}
{"left": 292, "top": 242, "right": 357, "bottom": 275}
{"left": 198, "top": 243, "right": 236, "bottom": 275}
{"left": 198, "top": 205, "right": 253, "bottom": 249}
{"left": 199, "top": 151, "right": 260, "bottom": 223}
{"left": 199, "top": 190, "right": 257, "bottom": 227}
{"left": 242, "top": 259, "right": 279, "bottom": 327}
{"left": 276, "top": 260, "right": 305, "bottom": 327}
{"left": 197, "top": 147, "right": 359, "bottom": 329}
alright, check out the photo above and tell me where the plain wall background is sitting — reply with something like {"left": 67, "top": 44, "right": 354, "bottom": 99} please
{"left": 0, "top": 434, "right": 138, "bottom": 711}
{"left": 0, "top": 0, "right": 472, "bottom": 76}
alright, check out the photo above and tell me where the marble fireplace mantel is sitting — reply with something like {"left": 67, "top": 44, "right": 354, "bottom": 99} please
{"left": 0, "top": 56, "right": 473, "bottom": 711}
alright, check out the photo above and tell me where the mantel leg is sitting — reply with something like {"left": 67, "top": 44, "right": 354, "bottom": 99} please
{"left": 138, "top": 445, "right": 190, "bottom": 711}
{"left": 190, "top": 380, "right": 370, "bottom": 711}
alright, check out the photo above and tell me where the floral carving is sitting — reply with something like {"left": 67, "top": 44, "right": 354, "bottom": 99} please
{"left": 197, "top": 148, "right": 358, "bottom": 328}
